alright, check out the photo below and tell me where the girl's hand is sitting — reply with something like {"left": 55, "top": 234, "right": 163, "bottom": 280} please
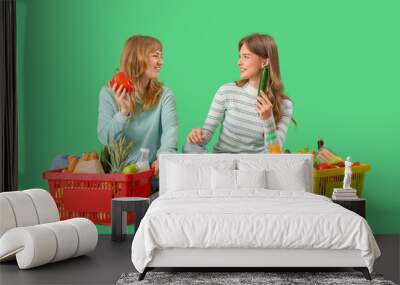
{"left": 151, "top": 159, "right": 159, "bottom": 177}
{"left": 256, "top": 91, "right": 273, "bottom": 120}
{"left": 187, "top": 128, "right": 204, "bottom": 145}
{"left": 108, "top": 82, "right": 133, "bottom": 116}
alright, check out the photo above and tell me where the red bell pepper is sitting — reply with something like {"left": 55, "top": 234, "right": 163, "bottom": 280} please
{"left": 109, "top": 71, "right": 134, "bottom": 93}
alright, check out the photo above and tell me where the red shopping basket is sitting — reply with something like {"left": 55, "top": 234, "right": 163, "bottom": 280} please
{"left": 42, "top": 169, "right": 154, "bottom": 225}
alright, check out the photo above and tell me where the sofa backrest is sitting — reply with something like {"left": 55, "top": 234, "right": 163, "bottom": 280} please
{"left": 159, "top": 154, "right": 313, "bottom": 195}
{"left": 0, "top": 189, "right": 60, "bottom": 238}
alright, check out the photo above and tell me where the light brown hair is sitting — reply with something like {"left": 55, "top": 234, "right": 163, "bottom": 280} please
{"left": 120, "top": 35, "right": 163, "bottom": 113}
{"left": 236, "top": 33, "right": 295, "bottom": 125}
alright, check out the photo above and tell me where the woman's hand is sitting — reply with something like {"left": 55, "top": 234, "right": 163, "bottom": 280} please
{"left": 256, "top": 91, "right": 273, "bottom": 120}
{"left": 151, "top": 159, "right": 159, "bottom": 177}
{"left": 187, "top": 128, "right": 204, "bottom": 145}
{"left": 108, "top": 82, "right": 133, "bottom": 116}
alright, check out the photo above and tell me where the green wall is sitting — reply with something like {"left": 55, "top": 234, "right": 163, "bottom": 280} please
{"left": 16, "top": 0, "right": 400, "bottom": 233}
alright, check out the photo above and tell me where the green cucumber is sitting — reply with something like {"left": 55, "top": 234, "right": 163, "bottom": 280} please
{"left": 257, "top": 66, "right": 269, "bottom": 97}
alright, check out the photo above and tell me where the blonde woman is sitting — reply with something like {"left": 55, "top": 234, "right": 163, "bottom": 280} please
{"left": 98, "top": 35, "right": 178, "bottom": 177}
{"left": 185, "top": 33, "right": 294, "bottom": 153}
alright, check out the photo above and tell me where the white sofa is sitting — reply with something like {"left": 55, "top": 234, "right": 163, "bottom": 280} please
{"left": 0, "top": 189, "right": 98, "bottom": 269}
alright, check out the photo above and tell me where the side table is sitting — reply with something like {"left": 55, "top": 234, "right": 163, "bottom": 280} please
{"left": 112, "top": 197, "right": 150, "bottom": 242}
{"left": 332, "top": 198, "right": 366, "bottom": 218}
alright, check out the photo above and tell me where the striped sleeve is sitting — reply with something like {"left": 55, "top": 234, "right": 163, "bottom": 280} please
{"left": 201, "top": 87, "right": 226, "bottom": 145}
{"left": 263, "top": 99, "right": 293, "bottom": 147}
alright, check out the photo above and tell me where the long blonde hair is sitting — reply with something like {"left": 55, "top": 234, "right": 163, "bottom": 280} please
{"left": 120, "top": 35, "right": 163, "bottom": 113}
{"left": 236, "top": 33, "right": 295, "bottom": 125}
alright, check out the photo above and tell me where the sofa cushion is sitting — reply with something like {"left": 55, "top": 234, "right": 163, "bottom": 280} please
{"left": 0, "top": 189, "right": 98, "bottom": 269}
{"left": 0, "top": 196, "right": 17, "bottom": 238}
{"left": 24, "top": 189, "right": 60, "bottom": 223}
{"left": 42, "top": 221, "right": 78, "bottom": 262}
{"left": 0, "top": 218, "right": 97, "bottom": 269}
{"left": 0, "top": 226, "right": 57, "bottom": 269}
{"left": 0, "top": 192, "right": 39, "bottom": 227}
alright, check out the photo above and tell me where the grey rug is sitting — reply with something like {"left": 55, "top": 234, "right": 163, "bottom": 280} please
{"left": 116, "top": 271, "right": 396, "bottom": 285}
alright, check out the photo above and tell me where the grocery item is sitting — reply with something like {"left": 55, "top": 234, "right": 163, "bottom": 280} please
{"left": 316, "top": 139, "right": 343, "bottom": 164}
{"left": 107, "top": 136, "right": 134, "bottom": 173}
{"left": 316, "top": 162, "right": 336, "bottom": 170}
{"left": 100, "top": 145, "right": 111, "bottom": 173}
{"left": 136, "top": 148, "right": 150, "bottom": 171}
{"left": 109, "top": 71, "right": 134, "bottom": 93}
{"left": 51, "top": 154, "right": 69, "bottom": 170}
{"left": 266, "top": 133, "right": 282, "bottom": 154}
{"left": 257, "top": 66, "right": 269, "bottom": 97}
{"left": 73, "top": 160, "right": 104, "bottom": 174}
{"left": 122, "top": 163, "right": 138, "bottom": 174}
{"left": 89, "top": 152, "right": 98, "bottom": 160}
{"left": 66, "top": 155, "right": 78, "bottom": 173}
{"left": 80, "top": 153, "right": 90, "bottom": 161}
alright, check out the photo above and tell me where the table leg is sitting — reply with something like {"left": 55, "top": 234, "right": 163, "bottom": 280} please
{"left": 121, "top": 210, "right": 127, "bottom": 240}
{"left": 134, "top": 202, "right": 149, "bottom": 236}
{"left": 112, "top": 201, "right": 123, "bottom": 242}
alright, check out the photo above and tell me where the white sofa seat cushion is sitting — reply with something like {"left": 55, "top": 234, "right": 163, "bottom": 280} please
{"left": 65, "top": 218, "right": 98, "bottom": 257}
{"left": 0, "top": 225, "right": 57, "bottom": 269}
{"left": 24, "top": 189, "right": 60, "bottom": 223}
{"left": 42, "top": 221, "right": 79, "bottom": 262}
{"left": 0, "top": 218, "right": 97, "bottom": 269}
{"left": 0, "top": 191, "right": 39, "bottom": 227}
{"left": 0, "top": 189, "right": 98, "bottom": 269}
{"left": 0, "top": 196, "right": 17, "bottom": 237}
{"left": 0, "top": 189, "right": 59, "bottom": 237}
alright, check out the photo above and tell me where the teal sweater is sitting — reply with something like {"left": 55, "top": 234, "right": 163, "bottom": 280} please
{"left": 97, "top": 86, "right": 178, "bottom": 164}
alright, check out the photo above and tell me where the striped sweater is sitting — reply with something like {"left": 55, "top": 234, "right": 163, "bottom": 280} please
{"left": 202, "top": 82, "right": 293, "bottom": 153}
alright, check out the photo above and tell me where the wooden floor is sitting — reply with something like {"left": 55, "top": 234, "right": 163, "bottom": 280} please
{"left": 0, "top": 235, "right": 399, "bottom": 285}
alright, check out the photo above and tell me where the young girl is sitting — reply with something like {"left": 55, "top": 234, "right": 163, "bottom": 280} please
{"left": 98, "top": 35, "right": 178, "bottom": 176}
{"left": 185, "top": 33, "right": 294, "bottom": 153}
